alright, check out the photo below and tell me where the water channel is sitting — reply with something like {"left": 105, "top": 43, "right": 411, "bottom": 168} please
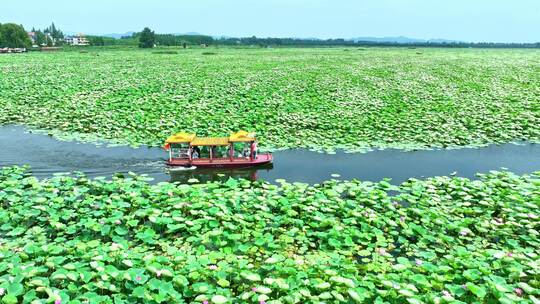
{"left": 1, "top": 125, "right": 539, "bottom": 184}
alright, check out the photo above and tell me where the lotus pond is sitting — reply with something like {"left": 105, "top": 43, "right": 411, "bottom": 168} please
{"left": 0, "top": 166, "right": 539, "bottom": 303}
{"left": 0, "top": 48, "right": 539, "bottom": 152}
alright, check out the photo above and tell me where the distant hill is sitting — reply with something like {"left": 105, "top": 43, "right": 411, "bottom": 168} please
{"left": 351, "top": 36, "right": 462, "bottom": 44}
{"left": 179, "top": 32, "right": 203, "bottom": 36}
{"left": 99, "top": 31, "right": 203, "bottom": 38}
{"left": 101, "top": 32, "right": 135, "bottom": 39}
{"left": 427, "top": 38, "right": 462, "bottom": 43}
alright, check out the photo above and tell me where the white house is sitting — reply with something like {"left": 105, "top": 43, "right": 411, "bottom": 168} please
{"left": 65, "top": 34, "right": 90, "bottom": 46}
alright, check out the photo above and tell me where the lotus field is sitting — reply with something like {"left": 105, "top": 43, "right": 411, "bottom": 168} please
{"left": 1, "top": 47, "right": 540, "bottom": 304}
{"left": 0, "top": 48, "right": 539, "bottom": 151}
{"left": 0, "top": 167, "right": 539, "bottom": 303}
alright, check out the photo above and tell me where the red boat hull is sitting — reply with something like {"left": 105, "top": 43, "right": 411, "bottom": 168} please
{"left": 167, "top": 153, "right": 273, "bottom": 168}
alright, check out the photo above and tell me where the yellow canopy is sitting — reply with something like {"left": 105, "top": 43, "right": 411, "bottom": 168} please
{"left": 165, "top": 132, "right": 196, "bottom": 144}
{"left": 165, "top": 131, "right": 256, "bottom": 146}
{"left": 229, "top": 131, "right": 256, "bottom": 142}
{"left": 191, "top": 137, "right": 230, "bottom": 146}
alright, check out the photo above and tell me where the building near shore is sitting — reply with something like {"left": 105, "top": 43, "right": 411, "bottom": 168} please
{"left": 27, "top": 31, "right": 56, "bottom": 47}
{"left": 65, "top": 34, "right": 90, "bottom": 46}
{"left": 27, "top": 32, "right": 37, "bottom": 46}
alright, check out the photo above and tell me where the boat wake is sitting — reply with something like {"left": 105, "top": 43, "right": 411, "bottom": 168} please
{"left": 167, "top": 166, "right": 197, "bottom": 172}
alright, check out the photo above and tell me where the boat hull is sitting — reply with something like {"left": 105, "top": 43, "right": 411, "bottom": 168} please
{"left": 166, "top": 153, "right": 273, "bottom": 169}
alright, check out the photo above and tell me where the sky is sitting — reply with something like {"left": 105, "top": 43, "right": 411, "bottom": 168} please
{"left": 2, "top": 0, "right": 539, "bottom": 43}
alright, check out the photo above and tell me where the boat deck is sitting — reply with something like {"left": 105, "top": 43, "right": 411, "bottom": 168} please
{"left": 167, "top": 153, "right": 272, "bottom": 168}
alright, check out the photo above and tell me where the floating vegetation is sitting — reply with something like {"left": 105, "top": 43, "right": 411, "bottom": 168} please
{"left": 0, "top": 48, "right": 539, "bottom": 152}
{"left": 0, "top": 166, "right": 538, "bottom": 303}
{"left": 152, "top": 50, "right": 179, "bottom": 55}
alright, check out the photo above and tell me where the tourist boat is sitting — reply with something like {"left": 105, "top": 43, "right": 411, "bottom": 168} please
{"left": 164, "top": 131, "right": 273, "bottom": 168}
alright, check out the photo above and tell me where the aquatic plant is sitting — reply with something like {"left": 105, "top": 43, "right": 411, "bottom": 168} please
{"left": 0, "top": 166, "right": 538, "bottom": 303}
{"left": 0, "top": 48, "right": 538, "bottom": 152}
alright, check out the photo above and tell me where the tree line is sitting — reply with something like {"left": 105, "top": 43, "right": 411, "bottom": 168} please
{"left": 0, "top": 23, "right": 32, "bottom": 48}
{"left": 89, "top": 28, "right": 214, "bottom": 48}
{"left": 127, "top": 28, "right": 540, "bottom": 49}
{"left": 216, "top": 37, "right": 540, "bottom": 48}
{"left": 0, "top": 22, "right": 64, "bottom": 48}
{"left": 2, "top": 22, "right": 538, "bottom": 49}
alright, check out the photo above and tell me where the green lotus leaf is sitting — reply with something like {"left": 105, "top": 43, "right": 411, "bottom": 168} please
{"left": 7, "top": 227, "right": 25, "bottom": 236}
{"left": 406, "top": 298, "right": 425, "bottom": 304}
{"left": 517, "top": 282, "right": 536, "bottom": 294}
{"left": 347, "top": 289, "right": 364, "bottom": 303}
{"left": 241, "top": 272, "right": 261, "bottom": 282}
{"left": 410, "top": 274, "right": 429, "bottom": 287}
{"left": 211, "top": 295, "right": 228, "bottom": 304}
{"left": 1, "top": 294, "right": 18, "bottom": 304}
{"left": 315, "top": 282, "right": 331, "bottom": 290}
{"left": 398, "top": 289, "right": 415, "bottom": 297}
{"left": 132, "top": 286, "right": 146, "bottom": 299}
{"left": 463, "top": 269, "right": 482, "bottom": 281}
{"left": 330, "top": 276, "right": 355, "bottom": 288}
{"left": 466, "top": 283, "right": 487, "bottom": 298}
{"left": 318, "top": 292, "right": 332, "bottom": 300}
{"left": 255, "top": 286, "right": 272, "bottom": 294}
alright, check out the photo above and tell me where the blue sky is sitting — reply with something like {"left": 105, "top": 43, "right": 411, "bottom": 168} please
{"left": 2, "top": 0, "right": 539, "bottom": 42}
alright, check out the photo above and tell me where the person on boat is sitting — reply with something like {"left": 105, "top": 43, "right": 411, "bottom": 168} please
{"left": 251, "top": 141, "right": 258, "bottom": 159}
{"left": 192, "top": 146, "right": 200, "bottom": 159}
{"left": 180, "top": 148, "right": 190, "bottom": 158}
{"left": 242, "top": 147, "right": 250, "bottom": 158}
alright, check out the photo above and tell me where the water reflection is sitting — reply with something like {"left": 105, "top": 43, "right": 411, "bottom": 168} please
{"left": 169, "top": 164, "right": 274, "bottom": 183}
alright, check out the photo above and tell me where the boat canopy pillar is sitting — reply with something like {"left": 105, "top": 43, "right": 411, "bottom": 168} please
{"left": 188, "top": 144, "right": 192, "bottom": 165}
{"left": 250, "top": 141, "right": 254, "bottom": 161}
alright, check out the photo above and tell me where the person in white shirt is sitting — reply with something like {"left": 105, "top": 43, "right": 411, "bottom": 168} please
{"left": 191, "top": 147, "right": 199, "bottom": 159}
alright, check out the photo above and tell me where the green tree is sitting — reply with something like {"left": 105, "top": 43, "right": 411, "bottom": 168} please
{"left": 88, "top": 36, "right": 103, "bottom": 46}
{"left": 0, "top": 23, "right": 32, "bottom": 48}
{"left": 138, "top": 27, "right": 155, "bottom": 48}
{"left": 87, "top": 35, "right": 117, "bottom": 46}
{"left": 43, "top": 22, "right": 64, "bottom": 45}
{"left": 0, "top": 24, "right": 4, "bottom": 46}
{"left": 35, "top": 30, "right": 47, "bottom": 46}
{"left": 46, "top": 35, "right": 53, "bottom": 47}
{"left": 44, "top": 22, "right": 64, "bottom": 40}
